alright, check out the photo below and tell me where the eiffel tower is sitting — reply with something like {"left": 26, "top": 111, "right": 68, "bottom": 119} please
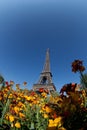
{"left": 32, "top": 49, "right": 56, "bottom": 93}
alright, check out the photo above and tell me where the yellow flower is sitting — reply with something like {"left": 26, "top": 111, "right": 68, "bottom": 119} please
{"left": 41, "top": 105, "right": 46, "bottom": 111}
{"left": 8, "top": 93, "right": 13, "bottom": 98}
{"left": 45, "top": 106, "right": 52, "bottom": 113}
{"left": 49, "top": 119, "right": 54, "bottom": 124}
{"left": 17, "top": 102, "right": 25, "bottom": 108}
{"left": 25, "top": 96, "right": 32, "bottom": 101}
{"left": 41, "top": 92, "right": 47, "bottom": 97}
{"left": 4, "top": 93, "right": 7, "bottom": 98}
{"left": 54, "top": 117, "right": 62, "bottom": 124}
{"left": 33, "top": 100, "right": 38, "bottom": 104}
{"left": 43, "top": 113, "right": 48, "bottom": 118}
{"left": 9, "top": 115, "right": 15, "bottom": 122}
{"left": 19, "top": 112, "right": 25, "bottom": 118}
{"left": 14, "top": 106, "right": 20, "bottom": 114}
{"left": 82, "top": 90, "right": 86, "bottom": 97}
{"left": 48, "top": 119, "right": 56, "bottom": 127}
{"left": 29, "top": 103, "right": 32, "bottom": 106}
{"left": 40, "top": 109, "right": 43, "bottom": 113}
{"left": 15, "top": 122, "right": 21, "bottom": 128}
{"left": 48, "top": 117, "right": 62, "bottom": 128}
{"left": 54, "top": 117, "right": 62, "bottom": 128}
{"left": 17, "top": 97, "right": 21, "bottom": 100}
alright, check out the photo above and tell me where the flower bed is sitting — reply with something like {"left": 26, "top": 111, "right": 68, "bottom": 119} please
{"left": 0, "top": 60, "right": 87, "bottom": 130}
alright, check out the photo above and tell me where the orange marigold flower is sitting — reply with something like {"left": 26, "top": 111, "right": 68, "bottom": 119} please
{"left": 24, "top": 95, "right": 32, "bottom": 101}
{"left": 54, "top": 116, "right": 62, "bottom": 124}
{"left": 45, "top": 106, "right": 52, "bottom": 113}
{"left": 4, "top": 93, "right": 7, "bottom": 98}
{"left": 48, "top": 119, "right": 54, "bottom": 126}
{"left": 14, "top": 106, "right": 20, "bottom": 114}
{"left": 19, "top": 112, "right": 25, "bottom": 118}
{"left": 8, "top": 93, "right": 13, "bottom": 98}
{"left": 41, "top": 92, "right": 47, "bottom": 97}
{"left": 15, "top": 122, "right": 21, "bottom": 128}
{"left": 17, "top": 102, "right": 25, "bottom": 108}
{"left": 9, "top": 115, "right": 15, "bottom": 122}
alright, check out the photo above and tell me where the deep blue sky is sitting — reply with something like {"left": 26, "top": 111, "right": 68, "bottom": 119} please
{"left": 0, "top": 0, "right": 87, "bottom": 91}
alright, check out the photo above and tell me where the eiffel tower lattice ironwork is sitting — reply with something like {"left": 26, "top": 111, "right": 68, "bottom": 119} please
{"left": 32, "top": 49, "right": 56, "bottom": 93}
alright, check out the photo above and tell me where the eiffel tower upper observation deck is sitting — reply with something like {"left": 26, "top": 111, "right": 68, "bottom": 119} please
{"left": 32, "top": 49, "right": 56, "bottom": 93}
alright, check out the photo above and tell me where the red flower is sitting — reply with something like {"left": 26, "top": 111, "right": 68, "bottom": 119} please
{"left": 30, "top": 91, "right": 36, "bottom": 96}
{"left": 71, "top": 60, "right": 85, "bottom": 73}
{"left": 39, "top": 88, "right": 44, "bottom": 93}
{"left": 60, "top": 83, "right": 77, "bottom": 95}
{"left": 5, "top": 81, "right": 9, "bottom": 86}
{"left": 52, "top": 113, "right": 58, "bottom": 119}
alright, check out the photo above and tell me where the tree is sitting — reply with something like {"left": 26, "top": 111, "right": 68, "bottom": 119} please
{"left": 0, "top": 75, "right": 4, "bottom": 84}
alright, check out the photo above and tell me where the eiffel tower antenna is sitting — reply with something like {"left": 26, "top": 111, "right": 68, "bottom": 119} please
{"left": 32, "top": 49, "right": 56, "bottom": 93}
{"left": 43, "top": 48, "right": 50, "bottom": 73}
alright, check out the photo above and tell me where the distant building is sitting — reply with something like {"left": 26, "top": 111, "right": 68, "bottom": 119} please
{"left": 32, "top": 49, "right": 56, "bottom": 93}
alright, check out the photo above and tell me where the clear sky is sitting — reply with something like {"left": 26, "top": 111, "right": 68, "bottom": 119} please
{"left": 0, "top": 0, "right": 87, "bottom": 91}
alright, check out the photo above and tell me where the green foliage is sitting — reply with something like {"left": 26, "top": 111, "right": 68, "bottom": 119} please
{"left": 23, "top": 104, "right": 48, "bottom": 130}
{"left": 80, "top": 73, "right": 87, "bottom": 88}
{"left": 0, "top": 75, "right": 4, "bottom": 84}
